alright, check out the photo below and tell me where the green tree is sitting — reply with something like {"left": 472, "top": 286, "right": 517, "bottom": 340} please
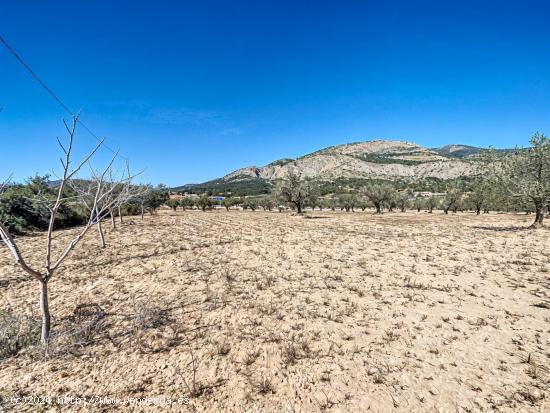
{"left": 179, "top": 197, "right": 195, "bottom": 210}
{"left": 396, "top": 191, "right": 412, "bottom": 212}
{"left": 426, "top": 196, "right": 438, "bottom": 213}
{"left": 413, "top": 196, "right": 425, "bottom": 212}
{"left": 275, "top": 172, "right": 319, "bottom": 214}
{"left": 260, "top": 197, "right": 274, "bottom": 211}
{"left": 441, "top": 184, "right": 463, "bottom": 214}
{"left": 338, "top": 194, "right": 358, "bottom": 212}
{"left": 242, "top": 198, "right": 258, "bottom": 211}
{"left": 143, "top": 185, "right": 170, "bottom": 214}
{"left": 488, "top": 133, "right": 550, "bottom": 227}
{"left": 221, "top": 197, "right": 235, "bottom": 211}
{"left": 197, "top": 195, "right": 213, "bottom": 211}
{"left": 165, "top": 199, "right": 179, "bottom": 211}
{"left": 468, "top": 181, "right": 491, "bottom": 215}
{"left": 362, "top": 184, "right": 393, "bottom": 214}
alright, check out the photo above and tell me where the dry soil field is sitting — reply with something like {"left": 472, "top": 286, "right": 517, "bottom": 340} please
{"left": 1, "top": 210, "right": 549, "bottom": 412}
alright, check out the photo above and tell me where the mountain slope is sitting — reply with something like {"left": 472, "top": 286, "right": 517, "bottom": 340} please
{"left": 223, "top": 140, "right": 476, "bottom": 182}
{"left": 174, "top": 139, "right": 494, "bottom": 194}
{"left": 432, "top": 144, "right": 486, "bottom": 158}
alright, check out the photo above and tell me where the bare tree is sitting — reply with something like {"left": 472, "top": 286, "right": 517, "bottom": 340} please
{"left": 0, "top": 116, "right": 136, "bottom": 346}
{"left": 0, "top": 174, "right": 12, "bottom": 193}
{"left": 69, "top": 161, "right": 139, "bottom": 248}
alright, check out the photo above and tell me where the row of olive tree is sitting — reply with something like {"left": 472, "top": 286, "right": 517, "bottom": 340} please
{"left": 269, "top": 132, "right": 550, "bottom": 223}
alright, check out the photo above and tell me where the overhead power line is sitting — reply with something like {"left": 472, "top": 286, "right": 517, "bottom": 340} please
{"left": 0, "top": 34, "right": 128, "bottom": 161}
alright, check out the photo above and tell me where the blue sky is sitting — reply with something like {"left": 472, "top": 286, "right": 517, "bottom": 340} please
{"left": 1, "top": 1, "right": 549, "bottom": 186}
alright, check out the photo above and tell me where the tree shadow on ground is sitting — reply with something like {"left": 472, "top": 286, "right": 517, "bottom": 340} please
{"left": 471, "top": 225, "right": 545, "bottom": 232}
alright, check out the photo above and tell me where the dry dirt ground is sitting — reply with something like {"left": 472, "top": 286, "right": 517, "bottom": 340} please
{"left": 1, "top": 210, "right": 549, "bottom": 412}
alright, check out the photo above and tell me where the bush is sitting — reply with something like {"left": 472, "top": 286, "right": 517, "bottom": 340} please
{"left": 0, "top": 176, "right": 87, "bottom": 234}
{"left": 0, "top": 310, "right": 41, "bottom": 360}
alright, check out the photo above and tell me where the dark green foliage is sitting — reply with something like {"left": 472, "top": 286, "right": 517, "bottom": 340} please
{"left": 267, "top": 159, "right": 294, "bottom": 167}
{"left": 143, "top": 185, "right": 170, "bottom": 214}
{"left": 173, "top": 176, "right": 272, "bottom": 197}
{"left": 486, "top": 133, "right": 550, "bottom": 226}
{"left": 165, "top": 199, "right": 179, "bottom": 211}
{"left": 242, "top": 198, "right": 258, "bottom": 211}
{"left": 338, "top": 194, "right": 359, "bottom": 212}
{"left": 362, "top": 184, "right": 395, "bottom": 214}
{"left": 259, "top": 197, "right": 274, "bottom": 211}
{"left": 197, "top": 195, "right": 213, "bottom": 211}
{"left": 221, "top": 197, "right": 240, "bottom": 210}
{"left": 353, "top": 154, "right": 425, "bottom": 166}
{"left": 275, "top": 172, "right": 319, "bottom": 214}
{"left": 0, "top": 175, "right": 87, "bottom": 234}
{"left": 433, "top": 145, "right": 487, "bottom": 158}
{"left": 179, "top": 197, "right": 196, "bottom": 210}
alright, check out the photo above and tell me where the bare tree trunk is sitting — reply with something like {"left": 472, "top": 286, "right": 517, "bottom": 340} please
{"left": 110, "top": 210, "right": 116, "bottom": 230}
{"left": 118, "top": 205, "right": 123, "bottom": 224}
{"left": 98, "top": 220, "right": 106, "bottom": 248}
{"left": 141, "top": 205, "right": 144, "bottom": 220}
{"left": 39, "top": 279, "right": 51, "bottom": 346}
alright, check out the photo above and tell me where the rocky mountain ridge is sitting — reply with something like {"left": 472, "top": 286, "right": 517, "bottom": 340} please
{"left": 223, "top": 140, "right": 480, "bottom": 182}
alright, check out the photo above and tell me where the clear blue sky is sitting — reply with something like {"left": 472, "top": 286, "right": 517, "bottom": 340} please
{"left": 1, "top": 1, "right": 549, "bottom": 186}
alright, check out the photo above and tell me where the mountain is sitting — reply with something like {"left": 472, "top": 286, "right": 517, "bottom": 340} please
{"left": 174, "top": 140, "right": 495, "bottom": 195}
{"left": 432, "top": 144, "right": 486, "bottom": 158}
{"left": 223, "top": 140, "right": 477, "bottom": 181}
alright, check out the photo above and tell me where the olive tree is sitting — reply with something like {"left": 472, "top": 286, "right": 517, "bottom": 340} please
{"left": 441, "top": 184, "right": 463, "bottom": 214}
{"left": 197, "top": 195, "right": 213, "bottom": 211}
{"left": 468, "top": 181, "right": 492, "bottom": 215}
{"left": 362, "top": 184, "right": 393, "bottom": 214}
{"left": 426, "top": 196, "right": 438, "bottom": 213}
{"left": 275, "top": 172, "right": 318, "bottom": 214}
{"left": 413, "top": 196, "right": 425, "bottom": 212}
{"left": 180, "top": 197, "right": 195, "bottom": 211}
{"left": 221, "top": 197, "right": 234, "bottom": 211}
{"left": 144, "top": 185, "right": 170, "bottom": 214}
{"left": 338, "top": 194, "right": 358, "bottom": 212}
{"left": 397, "top": 191, "right": 412, "bottom": 212}
{"left": 488, "top": 133, "right": 550, "bottom": 227}
{"left": 259, "top": 197, "right": 274, "bottom": 211}
{"left": 165, "top": 199, "right": 179, "bottom": 211}
{"left": 242, "top": 198, "right": 258, "bottom": 211}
